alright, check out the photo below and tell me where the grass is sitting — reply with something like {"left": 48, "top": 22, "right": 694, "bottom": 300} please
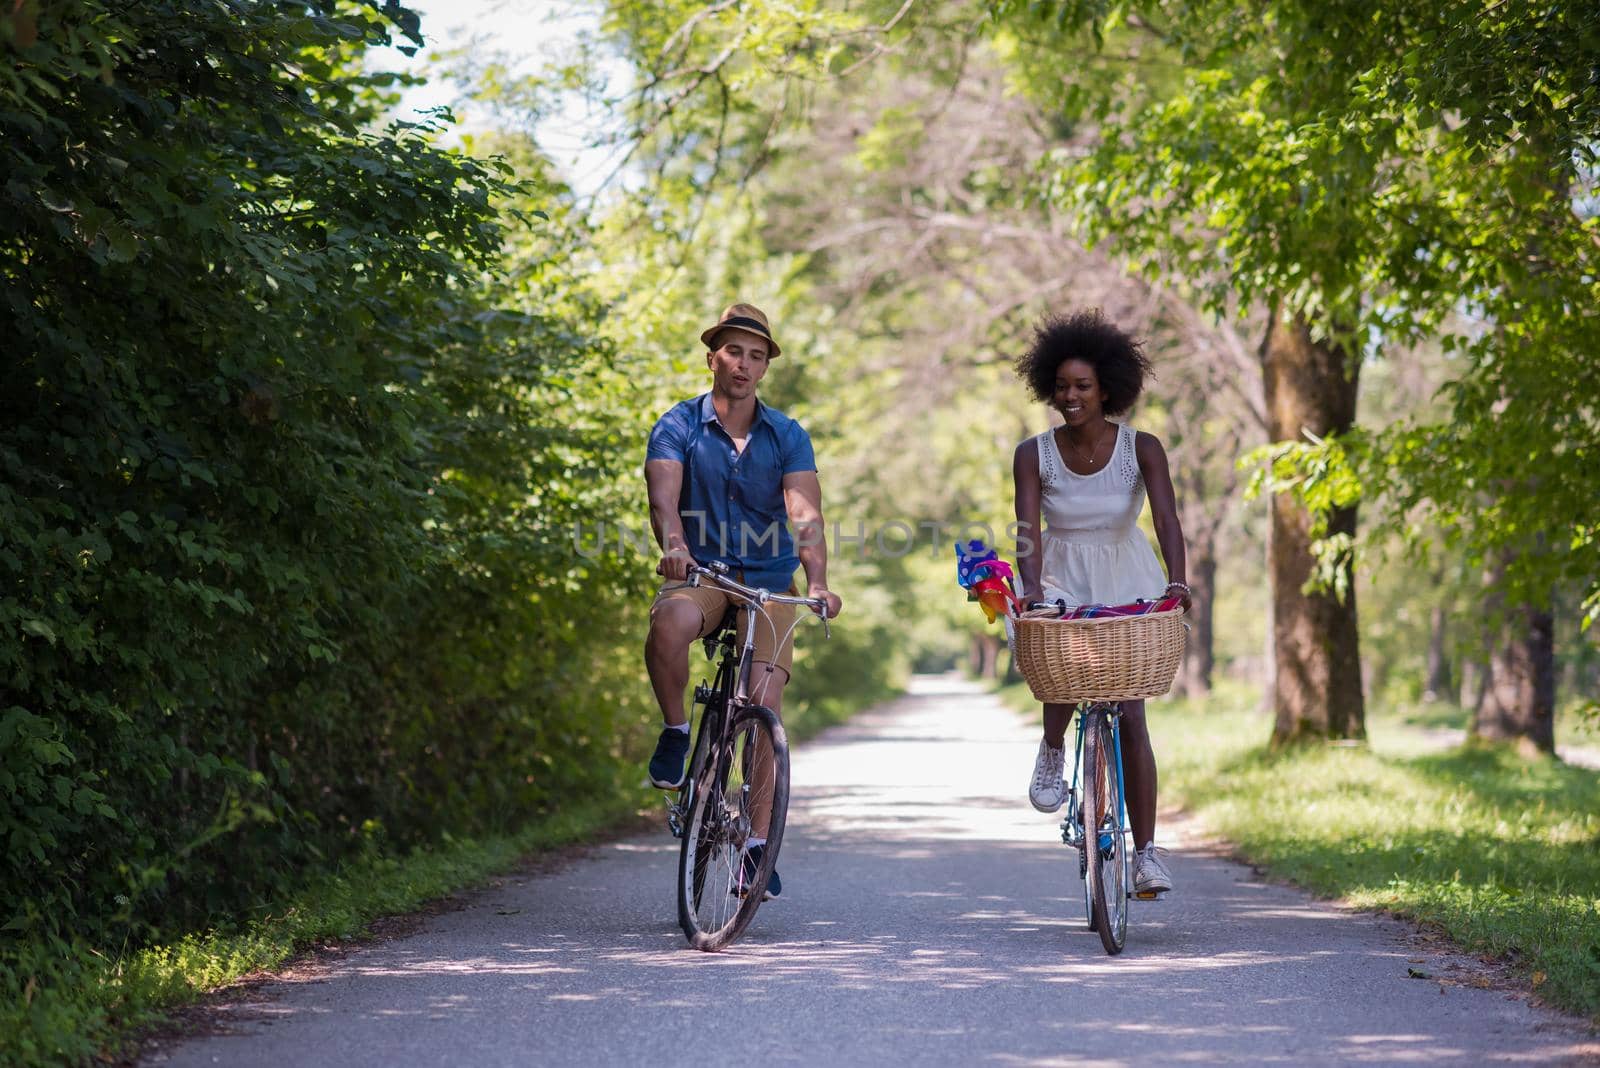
{"left": 997, "top": 679, "right": 1600, "bottom": 1023}
{"left": 1, "top": 794, "right": 649, "bottom": 1068}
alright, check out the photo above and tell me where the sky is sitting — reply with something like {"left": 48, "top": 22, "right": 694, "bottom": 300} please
{"left": 371, "top": 0, "right": 628, "bottom": 194}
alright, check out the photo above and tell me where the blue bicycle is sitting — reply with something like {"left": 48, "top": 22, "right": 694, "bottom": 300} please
{"left": 1059, "top": 699, "right": 1138, "bottom": 954}
{"left": 1014, "top": 595, "right": 1185, "bottom": 956}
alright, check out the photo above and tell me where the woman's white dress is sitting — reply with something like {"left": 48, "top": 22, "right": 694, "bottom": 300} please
{"left": 1036, "top": 422, "right": 1167, "bottom": 606}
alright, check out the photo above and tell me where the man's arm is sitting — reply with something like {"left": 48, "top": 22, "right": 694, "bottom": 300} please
{"left": 782, "top": 470, "right": 843, "bottom": 618}
{"left": 645, "top": 459, "right": 694, "bottom": 580}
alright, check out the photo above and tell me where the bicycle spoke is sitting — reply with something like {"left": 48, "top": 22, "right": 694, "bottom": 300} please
{"left": 677, "top": 706, "right": 789, "bottom": 951}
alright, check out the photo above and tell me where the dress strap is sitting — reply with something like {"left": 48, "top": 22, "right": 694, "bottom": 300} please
{"left": 1037, "top": 430, "right": 1059, "bottom": 488}
{"left": 1115, "top": 423, "right": 1141, "bottom": 487}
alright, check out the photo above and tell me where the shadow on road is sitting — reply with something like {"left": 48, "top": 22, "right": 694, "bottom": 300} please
{"left": 147, "top": 678, "right": 1599, "bottom": 1067}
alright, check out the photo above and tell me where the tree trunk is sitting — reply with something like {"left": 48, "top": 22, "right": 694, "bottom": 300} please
{"left": 1473, "top": 552, "right": 1556, "bottom": 754}
{"left": 1262, "top": 310, "right": 1366, "bottom": 743}
{"left": 1423, "top": 603, "right": 1453, "bottom": 703}
{"left": 1002, "top": 640, "right": 1022, "bottom": 685}
{"left": 1474, "top": 605, "right": 1555, "bottom": 754}
{"left": 970, "top": 632, "right": 1001, "bottom": 680}
{"left": 1459, "top": 657, "right": 1487, "bottom": 712}
{"left": 1174, "top": 544, "right": 1217, "bottom": 698}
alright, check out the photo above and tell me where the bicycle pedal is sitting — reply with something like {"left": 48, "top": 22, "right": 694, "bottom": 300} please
{"left": 1133, "top": 890, "right": 1165, "bottom": 901}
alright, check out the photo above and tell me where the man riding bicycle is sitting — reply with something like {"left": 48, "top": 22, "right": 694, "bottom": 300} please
{"left": 643, "top": 302, "right": 843, "bottom": 900}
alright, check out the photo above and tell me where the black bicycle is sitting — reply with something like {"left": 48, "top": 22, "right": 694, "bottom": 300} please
{"left": 664, "top": 563, "right": 829, "bottom": 951}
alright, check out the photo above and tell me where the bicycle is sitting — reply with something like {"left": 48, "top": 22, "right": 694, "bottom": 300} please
{"left": 663, "top": 562, "right": 830, "bottom": 951}
{"left": 1014, "top": 597, "right": 1185, "bottom": 956}
{"left": 1059, "top": 699, "right": 1151, "bottom": 955}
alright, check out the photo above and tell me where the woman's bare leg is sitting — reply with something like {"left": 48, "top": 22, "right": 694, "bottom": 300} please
{"left": 1118, "top": 699, "right": 1158, "bottom": 848}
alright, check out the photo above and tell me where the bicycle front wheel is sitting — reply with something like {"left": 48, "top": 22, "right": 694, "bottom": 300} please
{"left": 1082, "top": 708, "right": 1129, "bottom": 955}
{"left": 677, "top": 704, "right": 789, "bottom": 951}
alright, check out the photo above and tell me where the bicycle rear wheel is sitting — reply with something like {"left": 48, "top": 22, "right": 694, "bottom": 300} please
{"left": 1082, "top": 708, "right": 1129, "bottom": 954}
{"left": 677, "top": 704, "right": 789, "bottom": 951}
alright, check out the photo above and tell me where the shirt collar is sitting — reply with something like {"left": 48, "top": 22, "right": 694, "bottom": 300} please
{"left": 698, "top": 392, "right": 767, "bottom": 429}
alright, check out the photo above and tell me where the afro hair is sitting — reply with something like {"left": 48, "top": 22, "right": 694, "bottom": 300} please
{"left": 1015, "top": 310, "right": 1152, "bottom": 417}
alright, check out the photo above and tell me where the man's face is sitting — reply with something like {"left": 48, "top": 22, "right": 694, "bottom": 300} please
{"left": 706, "top": 329, "right": 771, "bottom": 401}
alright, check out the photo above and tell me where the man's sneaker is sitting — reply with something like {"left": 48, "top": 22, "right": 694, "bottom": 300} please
{"left": 733, "top": 843, "right": 781, "bottom": 901}
{"left": 648, "top": 727, "right": 691, "bottom": 789}
{"left": 1134, "top": 844, "right": 1174, "bottom": 895}
{"left": 1028, "top": 739, "right": 1066, "bottom": 813}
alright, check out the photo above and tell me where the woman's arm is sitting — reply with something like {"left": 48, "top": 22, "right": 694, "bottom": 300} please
{"left": 1135, "top": 431, "right": 1191, "bottom": 609}
{"left": 1013, "top": 437, "right": 1044, "bottom": 602}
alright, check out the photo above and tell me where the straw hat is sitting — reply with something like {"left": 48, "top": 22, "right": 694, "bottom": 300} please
{"left": 700, "top": 302, "right": 781, "bottom": 358}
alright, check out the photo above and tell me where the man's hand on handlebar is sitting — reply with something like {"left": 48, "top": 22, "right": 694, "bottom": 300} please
{"left": 808, "top": 583, "right": 842, "bottom": 620}
{"left": 657, "top": 548, "right": 695, "bottom": 581}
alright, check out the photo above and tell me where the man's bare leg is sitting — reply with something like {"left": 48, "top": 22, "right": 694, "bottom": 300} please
{"left": 644, "top": 599, "right": 705, "bottom": 727}
{"left": 746, "top": 662, "right": 788, "bottom": 838}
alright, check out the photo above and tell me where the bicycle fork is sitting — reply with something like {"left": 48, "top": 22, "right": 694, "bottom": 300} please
{"left": 1060, "top": 712, "right": 1091, "bottom": 876}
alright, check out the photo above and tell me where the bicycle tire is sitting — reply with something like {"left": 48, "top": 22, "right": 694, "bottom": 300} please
{"left": 1082, "top": 708, "right": 1128, "bottom": 954}
{"left": 677, "top": 704, "right": 789, "bottom": 951}
{"left": 1081, "top": 843, "right": 1097, "bottom": 932}
{"left": 1069, "top": 777, "right": 1096, "bottom": 931}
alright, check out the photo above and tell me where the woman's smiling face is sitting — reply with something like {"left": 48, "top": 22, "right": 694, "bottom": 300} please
{"left": 1053, "top": 358, "right": 1105, "bottom": 425}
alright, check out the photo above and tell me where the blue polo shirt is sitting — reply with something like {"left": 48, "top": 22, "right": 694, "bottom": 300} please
{"left": 646, "top": 393, "right": 817, "bottom": 592}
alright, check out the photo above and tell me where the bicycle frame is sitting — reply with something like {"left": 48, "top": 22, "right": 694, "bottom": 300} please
{"left": 1060, "top": 701, "right": 1135, "bottom": 916}
{"left": 702, "top": 567, "right": 826, "bottom": 705}
{"left": 665, "top": 565, "right": 827, "bottom": 840}
{"left": 1061, "top": 702, "right": 1123, "bottom": 851}
{"left": 665, "top": 622, "right": 739, "bottom": 841}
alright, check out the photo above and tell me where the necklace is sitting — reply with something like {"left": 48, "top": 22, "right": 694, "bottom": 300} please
{"left": 1064, "top": 424, "right": 1110, "bottom": 467}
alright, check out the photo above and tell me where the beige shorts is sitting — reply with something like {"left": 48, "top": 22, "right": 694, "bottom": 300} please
{"left": 652, "top": 580, "right": 798, "bottom": 675}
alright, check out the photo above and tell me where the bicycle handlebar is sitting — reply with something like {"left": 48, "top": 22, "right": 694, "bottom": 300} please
{"left": 1023, "top": 594, "right": 1181, "bottom": 615}
{"left": 687, "top": 563, "right": 832, "bottom": 623}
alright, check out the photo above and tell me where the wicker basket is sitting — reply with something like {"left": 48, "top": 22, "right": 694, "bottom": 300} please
{"left": 1011, "top": 608, "right": 1186, "bottom": 703}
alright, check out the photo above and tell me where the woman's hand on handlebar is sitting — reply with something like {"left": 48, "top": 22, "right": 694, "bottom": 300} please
{"left": 657, "top": 548, "right": 695, "bottom": 581}
{"left": 808, "top": 583, "right": 842, "bottom": 619}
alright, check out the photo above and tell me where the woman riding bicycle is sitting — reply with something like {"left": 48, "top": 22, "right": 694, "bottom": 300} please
{"left": 1011, "top": 310, "right": 1192, "bottom": 896}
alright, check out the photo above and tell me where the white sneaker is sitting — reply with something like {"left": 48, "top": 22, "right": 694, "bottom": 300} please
{"left": 1134, "top": 844, "right": 1174, "bottom": 894}
{"left": 1028, "top": 739, "right": 1066, "bottom": 813}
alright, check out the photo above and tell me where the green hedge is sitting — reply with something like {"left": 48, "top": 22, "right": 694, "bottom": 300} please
{"left": 1, "top": 0, "right": 647, "bottom": 980}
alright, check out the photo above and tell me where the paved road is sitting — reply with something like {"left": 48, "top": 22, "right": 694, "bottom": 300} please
{"left": 146, "top": 677, "right": 1597, "bottom": 1066}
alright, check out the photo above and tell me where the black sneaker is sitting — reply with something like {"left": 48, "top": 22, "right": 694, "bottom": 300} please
{"left": 648, "top": 727, "right": 691, "bottom": 789}
{"left": 733, "top": 843, "right": 781, "bottom": 901}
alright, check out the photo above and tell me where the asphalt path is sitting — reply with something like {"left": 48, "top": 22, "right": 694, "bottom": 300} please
{"left": 145, "top": 677, "right": 1597, "bottom": 1066}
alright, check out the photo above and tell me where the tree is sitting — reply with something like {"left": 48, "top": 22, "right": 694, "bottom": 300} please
{"left": 983, "top": 3, "right": 1401, "bottom": 740}
{"left": 0, "top": 0, "right": 641, "bottom": 969}
{"left": 576, "top": 1, "right": 1273, "bottom": 692}
{"left": 1247, "top": 1, "right": 1600, "bottom": 749}
{"left": 983, "top": 0, "right": 1600, "bottom": 745}
{"left": 1260, "top": 314, "right": 1365, "bottom": 739}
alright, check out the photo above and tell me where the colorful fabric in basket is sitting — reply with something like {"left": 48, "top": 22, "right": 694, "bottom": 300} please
{"left": 1035, "top": 595, "right": 1183, "bottom": 619}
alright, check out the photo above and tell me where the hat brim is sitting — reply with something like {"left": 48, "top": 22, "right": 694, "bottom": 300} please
{"left": 701, "top": 322, "right": 781, "bottom": 358}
